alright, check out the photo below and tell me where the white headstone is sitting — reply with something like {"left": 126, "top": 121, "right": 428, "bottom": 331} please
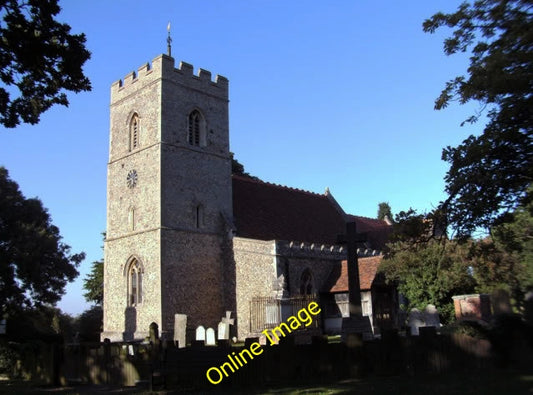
{"left": 195, "top": 325, "right": 205, "bottom": 342}
{"left": 408, "top": 308, "right": 424, "bottom": 336}
{"left": 174, "top": 314, "right": 187, "bottom": 348}
{"left": 218, "top": 311, "right": 234, "bottom": 340}
{"left": 206, "top": 327, "right": 216, "bottom": 346}
{"left": 218, "top": 321, "right": 228, "bottom": 340}
{"left": 424, "top": 304, "right": 441, "bottom": 328}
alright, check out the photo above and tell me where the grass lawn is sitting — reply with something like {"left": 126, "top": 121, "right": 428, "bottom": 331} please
{"left": 1, "top": 370, "right": 532, "bottom": 394}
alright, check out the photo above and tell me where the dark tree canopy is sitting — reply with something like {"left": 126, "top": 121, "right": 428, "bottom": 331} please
{"left": 83, "top": 259, "right": 103, "bottom": 305}
{"left": 423, "top": 0, "right": 533, "bottom": 237}
{"left": 0, "top": 167, "right": 84, "bottom": 316}
{"left": 0, "top": 0, "right": 91, "bottom": 128}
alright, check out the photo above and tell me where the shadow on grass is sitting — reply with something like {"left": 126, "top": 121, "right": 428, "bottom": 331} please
{"left": 1, "top": 370, "right": 532, "bottom": 395}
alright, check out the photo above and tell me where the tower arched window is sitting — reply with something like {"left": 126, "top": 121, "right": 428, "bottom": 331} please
{"left": 127, "top": 258, "right": 143, "bottom": 306}
{"left": 300, "top": 269, "right": 314, "bottom": 295}
{"left": 129, "top": 114, "right": 140, "bottom": 151}
{"left": 188, "top": 110, "right": 206, "bottom": 146}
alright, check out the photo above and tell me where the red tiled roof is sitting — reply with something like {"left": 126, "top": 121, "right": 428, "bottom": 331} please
{"left": 326, "top": 256, "right": 383, "bottom": 292}
{"left": 232, "top": 175, "right": 345, "bottom": 244}
{"left": 232, "top": 175, "right": 391, "bottom": 248}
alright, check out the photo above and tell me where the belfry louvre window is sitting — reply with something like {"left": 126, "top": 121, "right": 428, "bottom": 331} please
{"left": 130, "top": 114, "right": 140, "bottom": 151}
{"left": 300, "top": 269, "right": 314, "bottom": 295}
{"left": 128, "top": 259, "right": 142, "bottom": 306}
{"left": 188, "top": 110, "right": 204, "bottom": 146}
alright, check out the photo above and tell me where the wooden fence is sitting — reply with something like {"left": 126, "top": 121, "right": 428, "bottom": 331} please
{"left": 3, "top": 327, "right": 532, "bottom": 391}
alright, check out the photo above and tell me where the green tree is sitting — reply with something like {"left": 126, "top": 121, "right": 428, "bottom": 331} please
{"left": 377, "top": 202, "right": 393, "bottom": 221}
{"left": 83, "top": 259, "right": 103, "bottom": 305}
{"left": 0, "top": 0, "right": 91, "bottom": 128}
{"left": 0, "top": 167, "right": 84, "bottom": 316}
{"left": 423, "top": 0, "right": 533, "bottom": 237}
{"left": 381, "top": 206, "right": 532, "bottom": 322}
{"left": 488, "top": 195, "right": 533, "bottom": 302}
{"left": 381, "top": 239, "right": 476, "bottom": 323}
{"left": 493, "top": 196, "right": 533, "bottom": 280}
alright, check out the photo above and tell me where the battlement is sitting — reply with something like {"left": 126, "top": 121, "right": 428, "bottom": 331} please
{"left": 276, "top": 240, "right": 381, "bottom": 259}
{"left": 111, "top": 54, "right": 228, "bottom": 102}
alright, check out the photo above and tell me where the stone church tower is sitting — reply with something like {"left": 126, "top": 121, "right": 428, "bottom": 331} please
{"left": 102, "top": 54, "right": 233, "bottom": 341}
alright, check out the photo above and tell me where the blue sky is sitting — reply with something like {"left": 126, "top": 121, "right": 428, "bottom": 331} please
{"left": 0, "top": 0, "right": 485, "bottom": 316}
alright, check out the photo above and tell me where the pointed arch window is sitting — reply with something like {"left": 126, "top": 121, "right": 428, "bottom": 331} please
{"left": 300, "top": 269, "right": 314, "bottom": 295}
{"left": 188, "top": 110, "right": 206, "bottom": 147}
{"left": 127, "top": 259, "right": 142, "bottom": 306}
{"left": 130, "top": 114, "right": 140, "bottom": 151}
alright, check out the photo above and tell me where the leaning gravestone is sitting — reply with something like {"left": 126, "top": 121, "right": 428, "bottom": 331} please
{"left": 408, "top": 308, "right": 424, "bottom": 336}
{"left": 424, "top": 304, "right": 441, "bottom": 328}
{"left": 206, "top": 328, "right": 216, "bottom": 346}
{"left": 174, "top": 314, "right": 187, "bottom": 348}
{"left": 195, "top": 325, "right": 206, "bottom": 342}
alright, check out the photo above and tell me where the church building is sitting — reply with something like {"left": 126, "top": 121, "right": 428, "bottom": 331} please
{"left": 102, "top": 54, "right": 395, "bottom": 342}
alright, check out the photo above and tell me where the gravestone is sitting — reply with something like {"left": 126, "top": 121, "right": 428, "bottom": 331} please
{"left": 217, "top": 311, "right": 234, "bottom": 340}
{"left": 195, "top": 325, "right": 205, "bottom": 342}
{"left": 206, "top": 328, "right": 216, "bottom": 346}
{"left": 149, "top": 322, "right": 159, "bottom": 343}
{"left": 424, "top": 304, "right": 441, "bottom": 328}
{"left": 218, "top": 321, "right": 228, "bottom": 340}
{"left": 173, "top": 314, "right": 187, "bottom": 348}
{"left": 407, "top": 308, "right": 424, "bottom": 336}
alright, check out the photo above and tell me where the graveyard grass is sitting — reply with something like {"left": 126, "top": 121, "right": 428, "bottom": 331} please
{"left": 1, "top": 370, "right": 532, "bottom": 394}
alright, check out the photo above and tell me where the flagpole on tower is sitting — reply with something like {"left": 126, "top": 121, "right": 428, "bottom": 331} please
{"left": 167, "top": 22, "right": 172, "bottom": 57}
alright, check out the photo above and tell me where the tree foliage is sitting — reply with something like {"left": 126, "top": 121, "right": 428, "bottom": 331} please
{"left": 423, "top": 0, "right": 533, "bottom": 237}
{"left": 0, "top": 167, "right": 84, "bottom": 316}
{"left": 83, "top": 259, "right": 103, "bottom": 305}
{"left": 381, "top": 239, "right": 475, "bottom": 323}
{"left": 74, "top": 306, "right": 102, "bottom": 342}
{"left": 377, "top": 202, "right": 393, "bottom": 221}
{"left": 491, "top": 194, "right": 533, "bottom": 294}
{"left": 381, "top": 206, "right": 533, "bottom": 322}
{"left": 0, "top": 0, "right": 91, "bottom": 128}
{"left": 5, "top": 305, "right": 74, "bottom": 342}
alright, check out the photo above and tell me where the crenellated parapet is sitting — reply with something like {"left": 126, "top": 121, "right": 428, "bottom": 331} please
{"left": 276, "top": 240, "right": 381, "bottom": 259}
{"left": 111, "top": 54, "right": 228, "bottom": 104}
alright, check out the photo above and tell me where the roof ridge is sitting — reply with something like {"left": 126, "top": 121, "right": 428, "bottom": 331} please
{"left": 232, "top": 174, "right": 325, "bottom": 197}
{"left": 348, "top": 214, "right": 391, "bottom": 225}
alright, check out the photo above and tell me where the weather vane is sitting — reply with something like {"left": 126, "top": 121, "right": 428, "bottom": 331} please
{"left": 167, "top": 22, "right": 172, "bottom": 57}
